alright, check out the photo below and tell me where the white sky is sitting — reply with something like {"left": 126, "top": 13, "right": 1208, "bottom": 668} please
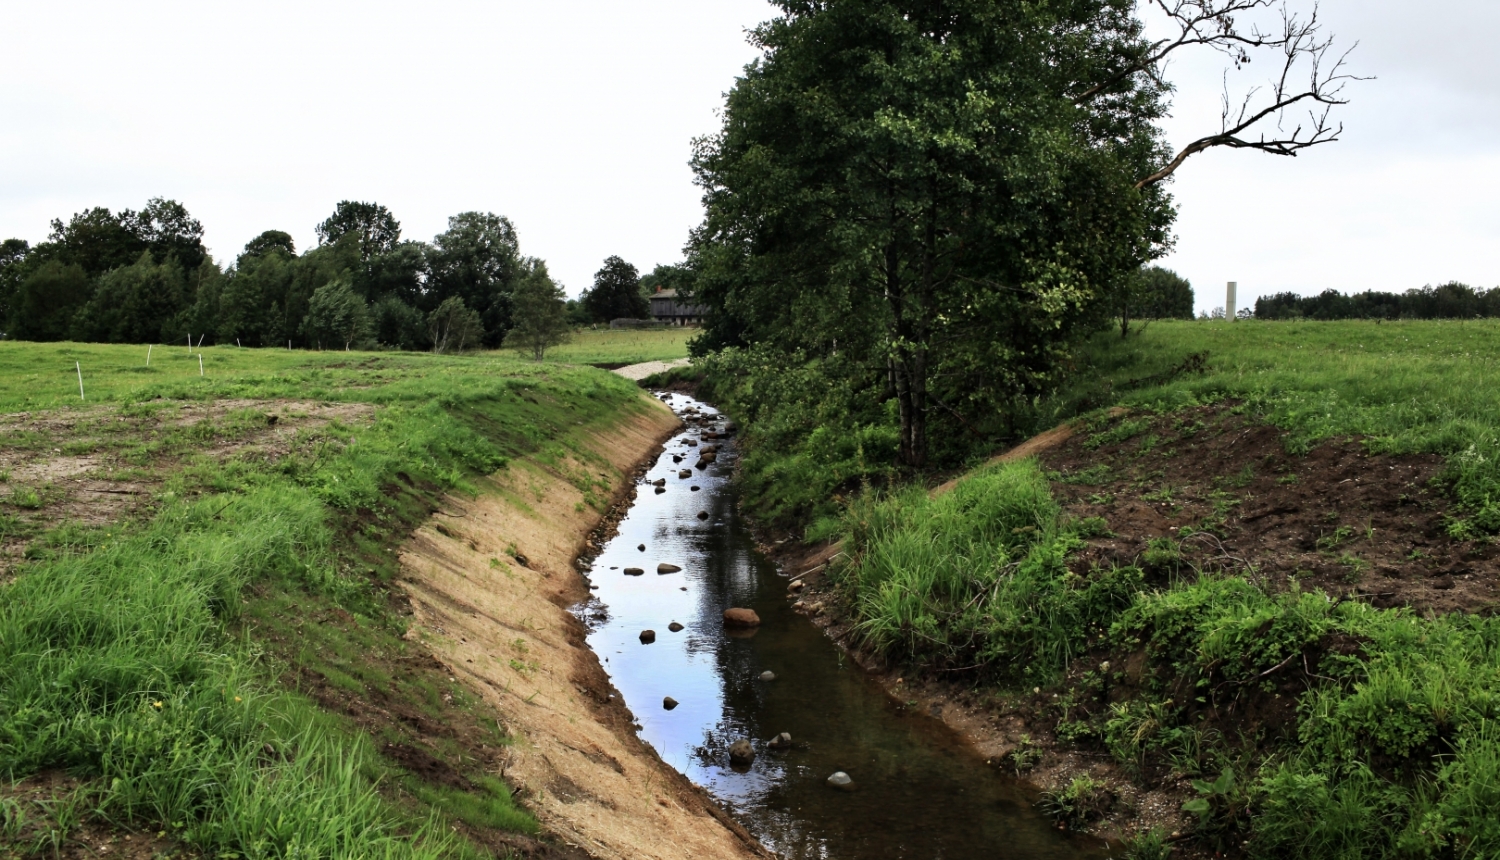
{"left": 1, "top": 1, "right": 1494, "bottom": 311}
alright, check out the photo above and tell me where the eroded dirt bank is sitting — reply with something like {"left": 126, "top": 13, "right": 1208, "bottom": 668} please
{"left": 398, "top": 394, "right": 768, "bottom": 860}
{"left": 767, "top": 403, "right": 1500, "bottom": 849}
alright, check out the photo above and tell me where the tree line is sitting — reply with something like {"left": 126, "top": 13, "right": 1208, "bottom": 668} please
{"left": 0, "top": 199, "right": 685, "bottom": 355}
{"left": 1254, "top": 283, "right": 1500, "bottom": 320}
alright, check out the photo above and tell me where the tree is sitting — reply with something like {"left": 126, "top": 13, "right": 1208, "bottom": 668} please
{"left": 241, "top": 230, "right": 296, "bottom": 262}
{"left": 427, "top": 212, "right": 521, "bottom": 347}
{"left": 301, "top": 279, "right": 372, "bottom": 351}
{"left": 8, "top": 261, "right": 92, "bottom": 341}
{"left": 122, "top": 198, "right": 207, "bottom": 271}
{"left": 315, "top": 201, "right": 401, "bottom": 263}
{"left": 71, "top": 252, "right": 188, "bottom": 344}
{"left": 504, "top": 259, "right": 571, "bottom": 360}
{"left": 1116, "top": 265, "right": 1194, "bottom": 336}
{"left": 0, "top": 239, "right": 28, "bottom": 333}
{"left": 580, "top": 256, "right": 647, "bottom": 323}
{"left": 691, "top": 0, "right": 1173, "bottom": 467}
{"left": 690, "top": 0, "right": 1355, "bottom": 468}
{"left": 427, "top": 296, "right": 484, "bottom": 354}
{"left": 640, "top": 263, "right": 697, "bottom": 299}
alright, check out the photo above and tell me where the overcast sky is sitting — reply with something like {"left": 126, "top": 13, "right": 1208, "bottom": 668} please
{"left": 1, "top": 1, "right": 1494, "bottom": 312}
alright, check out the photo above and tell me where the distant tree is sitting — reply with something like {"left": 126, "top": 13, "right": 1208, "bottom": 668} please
{"left": 505, "top": 260, "right": 571, "bottom": 360}
{"left": 315, "top": 201, "right": 401, "bottom": 262}
{"left": 372, "top": 295, "right": 430, "bottom": 350}
{"left": 580, "top": 256, "right": 647, "bottom": 323}
{"left": 301, "top": 279, "right": 373, "bottom": 351}
{"left": 639, "top": 263, "right": 697, "bottom": 299}
{"left": 219, "top": 249, "right": 297, "bottom": 346}
{"left": 1112, "top": 265, "right": 1192, "bottom": 336}
{"left": 0, "top": 239, "right": 28, "bottom": 333}
{"left": 72, "top": 252, "right": 188, "bottom": 344}
{"left": 357, "top": 240, "right": 428, "bottom": 305}
{"left": 8, "top": 261, "right": 92, "bottom": 341}
{"left": 241, "top": 230, "right": 296, "bottom": 262}
{"left": 45, "top": 207, "right": 147, "bottom": 276}
{"left": 122, "top": 198, "right": 207, "bottom": 271}
{"left": 427, "top": 296, "right": 484, "bottom": 354}
{"left": 427, "top": 212, "right": 521, "bottom": 347}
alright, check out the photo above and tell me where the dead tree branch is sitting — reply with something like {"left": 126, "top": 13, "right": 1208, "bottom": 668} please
{"left": 1133, "top": 2, "right": 1368, "bottom": 189}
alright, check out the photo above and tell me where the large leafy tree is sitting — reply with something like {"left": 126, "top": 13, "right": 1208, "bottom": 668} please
{"left": 315, "top": 201, "right": 401, "bottom": 263}
{"left": 240, "top": 230, "right": 296, "bottom": 262}
{"left": 301, "top": 279, "right": 373, "bottom": 351}
{"left": 580, "top": 256, "right": 647, "bottom": 323}
{"left": 426, "top": 212, "right": 521, "bottom": 347}
{"left": 71, "top": 252, "right": 188, "bottom": 344}
{"left": 691, "top": 0, "right": 1174, "bottom": 466}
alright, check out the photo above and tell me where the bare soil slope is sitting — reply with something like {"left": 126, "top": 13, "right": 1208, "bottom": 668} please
{"left": 399, "top": 397, "right": 768, "bottom": 860}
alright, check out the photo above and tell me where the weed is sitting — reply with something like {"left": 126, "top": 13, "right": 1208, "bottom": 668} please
{"left": 1141, "top": 537, "right": 1180, "bottom": 570}
{"left": 1040, "top": 776, "right": 1113, "bottom": 829}
{"left": 1121, "top": 828, "right": 1173, "bottom": 860}
{"left": 1053, "top": 463, "right": 1113, "bottom": 485}
{"left": 1278, "top": 473, "right": 1299, "bottom": 485}
{"left": 6, "top": 486, "right": 43, "bottom": 509}
{"left": 1008, "top": 735, "right": 1044, "bottom": 775}
{"left": 1316, "top": 526, "right": 1355, "bottom": 552}
{"left": 1084, "top": 418, "right": 1152, "bottom": 450}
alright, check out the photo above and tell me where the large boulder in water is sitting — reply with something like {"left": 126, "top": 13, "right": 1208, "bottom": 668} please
{"left": 729, "top": 739, "right": 755, "bottom": 767}
{"left": 723, "top": 608, "right": 761, "bottom": 628}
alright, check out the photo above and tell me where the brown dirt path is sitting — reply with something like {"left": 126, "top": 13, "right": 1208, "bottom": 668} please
{"left": 398, "top": 395, "right": 770, "bottom": 860}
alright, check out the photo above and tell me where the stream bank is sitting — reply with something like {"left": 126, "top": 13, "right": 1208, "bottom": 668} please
{"left": 397, "top": 391, "right": 768, "bottom": 860}
{"left": 577, "top": 392, "right": 1104, "bottom": 859}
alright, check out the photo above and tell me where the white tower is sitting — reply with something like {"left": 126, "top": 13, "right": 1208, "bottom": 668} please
{"left": 1227, "top": 282, "right": 1238, "bottom": 320}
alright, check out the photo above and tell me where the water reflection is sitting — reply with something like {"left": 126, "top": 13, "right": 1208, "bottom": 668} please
{"left": 577, "top": 393, "right": 1102, "bottom": 859}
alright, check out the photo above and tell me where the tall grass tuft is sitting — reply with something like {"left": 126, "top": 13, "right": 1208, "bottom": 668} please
{"left": 0, "top": 489, "right": 468, "bottom": 857}
{"left": 839, "top": 459, "right": 1139, "bottom": 681}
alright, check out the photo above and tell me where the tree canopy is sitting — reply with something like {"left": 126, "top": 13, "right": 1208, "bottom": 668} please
{"left": 690, "top": 0, "right": 1173, "bottom": 466}
{"left": 1, "top": 199, "right": 552, "bottom": 352}
{"left": 580, "top": 256, "right": 647, "bottom": 323}
{"left": 505, "top": 259, "right": 571, "bottom": 360}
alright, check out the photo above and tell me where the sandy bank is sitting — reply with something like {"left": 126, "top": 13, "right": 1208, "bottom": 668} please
{"left": 397, "top": 392, "right": 767, "bottom": 860}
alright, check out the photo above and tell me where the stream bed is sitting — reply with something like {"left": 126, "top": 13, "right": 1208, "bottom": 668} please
{"left": 576, "top": 392, "right": 1105, "bottom": 859}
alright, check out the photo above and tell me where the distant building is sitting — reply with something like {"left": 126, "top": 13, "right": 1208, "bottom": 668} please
{"left": 649, "top": 288, "right": 705, "bottom": 326}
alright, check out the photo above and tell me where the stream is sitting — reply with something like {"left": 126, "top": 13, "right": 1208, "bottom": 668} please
{"left": 576, "top": 392, "right": 1105, "bottom": 860}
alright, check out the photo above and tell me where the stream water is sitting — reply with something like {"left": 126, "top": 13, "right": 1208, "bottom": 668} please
{"left": 576, "top": 393, "right": 1105, "bottom": 860}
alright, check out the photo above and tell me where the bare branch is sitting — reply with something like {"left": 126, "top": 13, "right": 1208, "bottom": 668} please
{"left": 1135, "top": 2, "right": 1368, "bottom": 189}
{"left": 1075, "top": 0, "right": 1289, "bottom": 104}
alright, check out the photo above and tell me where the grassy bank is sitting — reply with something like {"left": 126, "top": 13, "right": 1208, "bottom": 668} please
{"left": 715, "top": 319, "right": 1500, "bottom": 858}
{"left": 0, "top": 342, "right": 654, "bottom": 856}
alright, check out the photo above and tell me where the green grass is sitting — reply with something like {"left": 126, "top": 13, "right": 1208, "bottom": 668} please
{"left": 542, "top": 327, "right": 694, "bottom": 365}
{"left": 1037, "top": 319, "right": 1500, "bottom": 532}
{"left": 818, "top": 320, "right": 1500, "bottom": 858}
{"left": 0, "top": 339, "right": 655, "bottom": 856}
{"left": 0, "top": 335, "right": 688, "bottom": 413}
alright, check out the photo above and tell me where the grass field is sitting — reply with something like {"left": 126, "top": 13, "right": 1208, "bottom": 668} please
{"left": 0, "top": 328, "right": 693, "bottom": 413}
{"left": 542, "top": 326, "right": 694, "bottom": 365}
{"left": 0, "top": 340, "right": 654, "bottom": 857}
{"left": 811, "top": 319, "right": 1500, "bottom": 858}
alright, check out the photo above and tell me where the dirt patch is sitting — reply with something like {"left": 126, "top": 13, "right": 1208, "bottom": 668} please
{"left": 0, "top": 772, "right": 194, "bottom": 859}
{"left": 399, "top": 396, "right": 770, "bottom": 860}
{"left": 1042, "top": 404, "right": 1493, "bottom": 615}
{"left": 0, "top": 399, "right": 373, "bottom": 579}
